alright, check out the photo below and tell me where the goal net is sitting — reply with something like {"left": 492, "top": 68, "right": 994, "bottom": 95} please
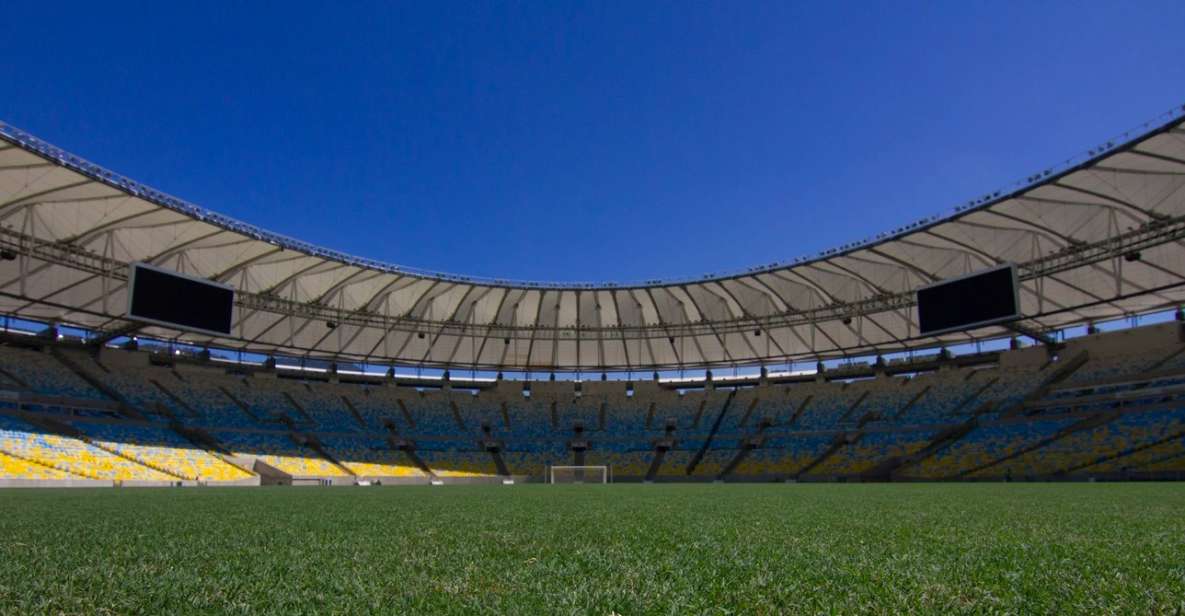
{"left": 548, "top": 465, "right": 610, "bottom": 484}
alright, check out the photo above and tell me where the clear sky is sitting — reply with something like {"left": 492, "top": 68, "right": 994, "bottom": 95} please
{"left": 2, "top": 2, "right": 1183, "bottom": 285}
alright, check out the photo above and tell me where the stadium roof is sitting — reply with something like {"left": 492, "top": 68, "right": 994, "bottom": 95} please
{"left": 1, "top": 107, "right": 1185, "bottom": 371}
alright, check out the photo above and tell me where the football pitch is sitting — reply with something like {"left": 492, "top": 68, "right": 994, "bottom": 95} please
{"left": 0, "top": 483, "right": 1183, "bottom": 614}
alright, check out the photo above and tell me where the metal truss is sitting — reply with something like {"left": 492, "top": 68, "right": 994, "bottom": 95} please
{"left": 5, "top": 215, "right": 1185, "bottom": 346}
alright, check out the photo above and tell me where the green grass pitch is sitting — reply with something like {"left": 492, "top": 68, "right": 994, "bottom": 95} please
{"left": 1, "top": 484, "right": 1183, "bottom": 614}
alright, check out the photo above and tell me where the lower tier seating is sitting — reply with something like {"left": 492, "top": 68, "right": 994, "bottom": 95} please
{"left": 317, "top": 434, "right": 425, "bottom": 477}
{"left": 210, "top": 430, "right": 350, "bottom": 477}
{"left": 74, "top": 421, "right": 252, "bottom": 481}
{"left": 0, "top": 415, "right": 176, "bottom": 481}
{"left": 0, "top": 450, "right": 79, "bottom": 480}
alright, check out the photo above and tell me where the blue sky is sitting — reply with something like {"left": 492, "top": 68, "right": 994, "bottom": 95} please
{"left": 2, "top": 2, "right": 1183, "bottom": 285}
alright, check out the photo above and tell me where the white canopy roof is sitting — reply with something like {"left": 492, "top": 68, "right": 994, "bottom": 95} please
{"left": 1, "top": 108, "right": 1184, "bottom": 370}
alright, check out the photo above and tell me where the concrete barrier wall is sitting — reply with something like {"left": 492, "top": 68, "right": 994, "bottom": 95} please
{"left": 2, "top": 471, "right": 1182, "bottom": 488}
{"left": 0, "top": 478, "right": 112, "bottom": 488}
{"left": 213, "top": 477, "right": 263, "bottom": 487}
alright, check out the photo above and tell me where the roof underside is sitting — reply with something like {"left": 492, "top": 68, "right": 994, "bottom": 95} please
{"left": 1, "top": 111, "right": 1185, "bottom": 370}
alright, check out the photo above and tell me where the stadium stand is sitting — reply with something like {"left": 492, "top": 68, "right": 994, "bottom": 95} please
{"left": 1, "top": 317, "right": 1184, "bottom": 485}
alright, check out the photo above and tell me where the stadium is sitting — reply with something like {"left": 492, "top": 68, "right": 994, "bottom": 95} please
{"left": 2, "top": 109, "right": 1185, "bottom": 488}
{"left": 3, "top": 5, "right": 1185, "bottom": 612}
{"left": 1, "top": 107, "right": 1184, "bottom": 613}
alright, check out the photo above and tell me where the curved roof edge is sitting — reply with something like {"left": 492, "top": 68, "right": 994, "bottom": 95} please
{"left": 3, "top": 103, "right": 1182, "bottom": 291}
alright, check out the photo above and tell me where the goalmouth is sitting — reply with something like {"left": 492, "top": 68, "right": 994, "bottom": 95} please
{"left": 548, "top": 465, "right": 611, "bottom": 484}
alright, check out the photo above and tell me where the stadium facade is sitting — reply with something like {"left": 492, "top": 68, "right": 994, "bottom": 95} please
{"left": 0, "top": 107, "right": 1183, "bottom": 486}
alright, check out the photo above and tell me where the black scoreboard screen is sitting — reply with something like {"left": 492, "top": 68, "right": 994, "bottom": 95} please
{"left": 126, "top": 263, "right": 234, "bottom": 336}
{"left": 917, "top": 264, "right": 1019, "bottom": 336}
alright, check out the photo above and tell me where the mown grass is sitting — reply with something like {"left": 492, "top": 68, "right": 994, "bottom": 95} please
{"left": 0, "top": 483, "right": 1183, "bottom": 614}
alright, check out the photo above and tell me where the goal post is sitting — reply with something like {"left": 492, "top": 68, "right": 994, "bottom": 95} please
{"left": 548, "top": 465, "right": 611, "bottom": 484}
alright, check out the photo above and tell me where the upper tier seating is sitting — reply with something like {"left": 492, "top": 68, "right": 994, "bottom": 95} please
{"left": 0, "top": 346, "right": 106, "bottom": 401}
{"left": 402, "top": 392, "right": 469, "bottom": 437}
{"left": 458, "top": 392, "right": 508, "bottom": 433}
{"left": 231, "top": 379, "right": 305, "bottom": 424}
{"left": 335, "top": 384, "right": 414, "bottom": 432}
{"left": 66, "top": 352, "right": 184, "bottom": 418}
{"left": 600, "top": 395, "right": 654, "bottom": 434}
{"left": 890, "top": 369, "right": 991, "bottom": 424}
{"left": 852, "top": 377, "right": 926, "bottom": 424}
{"left": 167, "top": 372, "right": 272, "bottom": 428}
{"left": 270, "top": 379, "right": 364, "bottom": 433}
{"left": 1065, "top": 353, "right": 1161, "bottom": 386}
{"left": 794, "top": 385, "right": 866, "bottom": 429}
